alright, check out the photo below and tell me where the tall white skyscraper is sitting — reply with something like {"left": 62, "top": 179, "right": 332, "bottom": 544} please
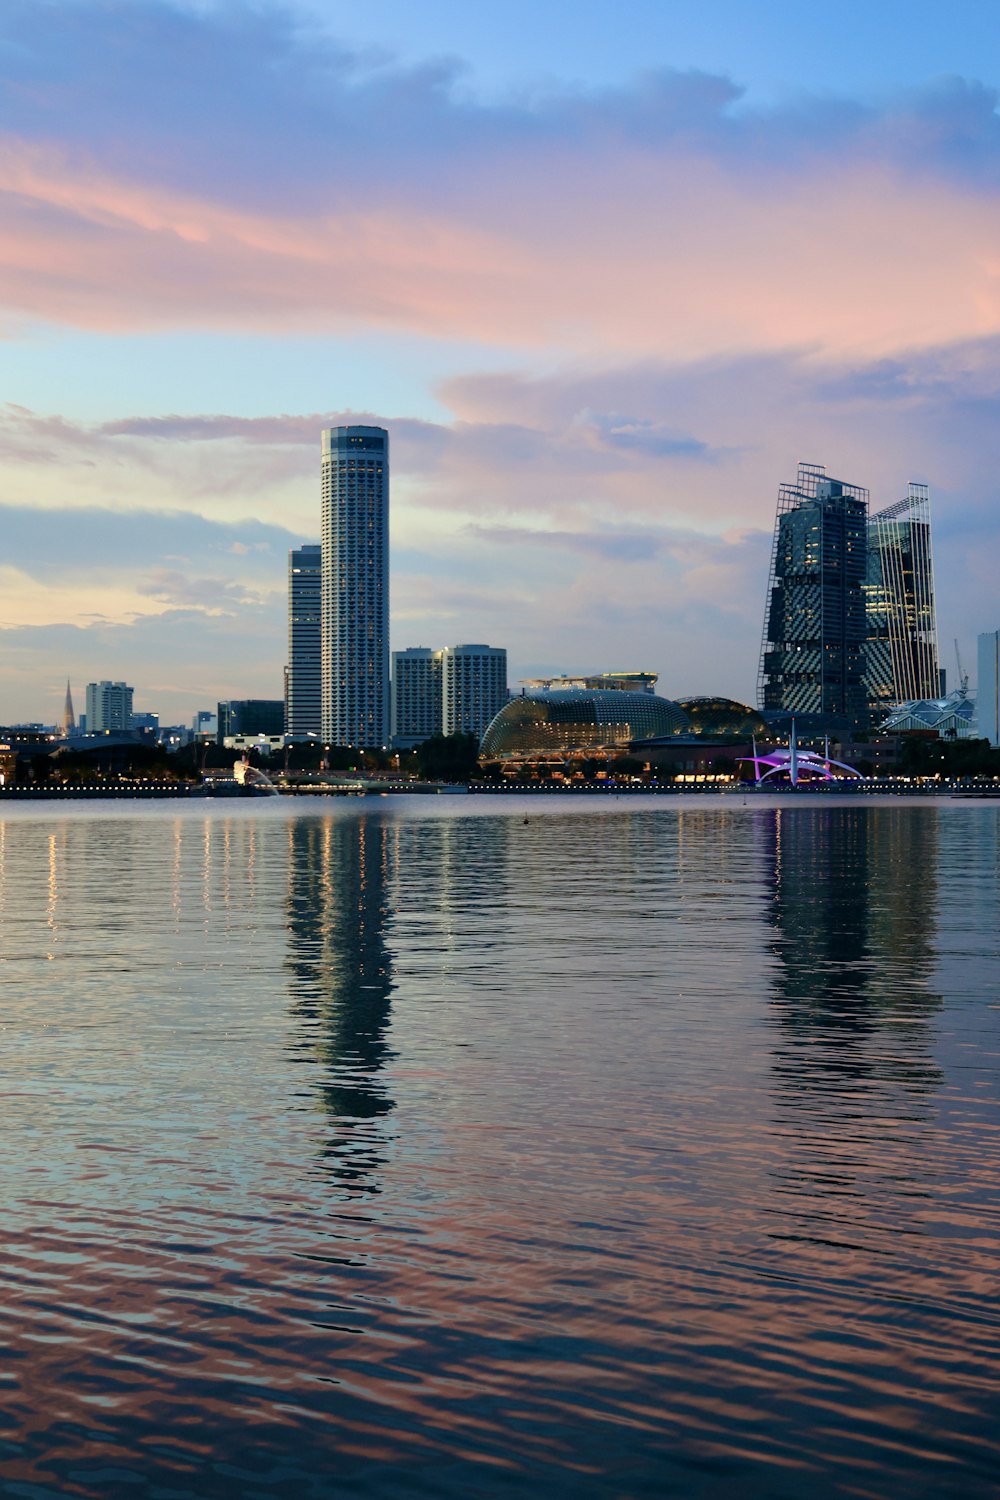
{"left": 85, "top": 680, "right": 133, "bottom": 733}
{"left": 321, "top": 426, "right": 389, "bottom": 746}
{"left": 391, "top": 647, "right": 443, "bottom": 748}
{"left": 441, "top": 644, "right": 508, "bottom": 738}
{"left": 287, "top": 543, "right": 321, "bottom": 735}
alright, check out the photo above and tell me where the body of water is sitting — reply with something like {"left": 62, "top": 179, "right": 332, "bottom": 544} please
{"left": 0, "top": 795, "right": 997, "bottom": 1498}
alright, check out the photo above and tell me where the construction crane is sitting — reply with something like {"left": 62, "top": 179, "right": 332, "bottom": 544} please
{"left": 954, "top": 639, "right": 969, "bottom": 698}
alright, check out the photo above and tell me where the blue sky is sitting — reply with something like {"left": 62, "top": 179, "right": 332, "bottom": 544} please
{"left": 2, "top": 0, "right": 1000, "bottom": 723}
{"left": 322, "top": 0, "right": 1000, "bottom": 105}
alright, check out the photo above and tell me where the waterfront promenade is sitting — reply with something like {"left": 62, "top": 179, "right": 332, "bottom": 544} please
{"left": 0, "top": 777, "right": 997, "bottom": 800}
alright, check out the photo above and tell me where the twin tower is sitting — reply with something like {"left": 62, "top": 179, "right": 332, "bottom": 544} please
{"left": 288, "top": 426, "right": 389, "bottom": 747}
{"left": 759, "top": 463, "right": 940, "bottom": 729}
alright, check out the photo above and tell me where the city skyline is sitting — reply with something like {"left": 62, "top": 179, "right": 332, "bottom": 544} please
{"left": 4, "top": 2, "right": 1000, "bottom": 722}
{"left": 2, "top": 441, "right": 962, "bottom": 739}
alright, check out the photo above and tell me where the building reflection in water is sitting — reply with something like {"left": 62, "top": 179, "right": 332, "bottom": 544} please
{"left": 761, "top": 805, "right": 943, "bottom": 1249}
{"left": 285, "top": 814, "right": 397, "bottom": 1193}
{"left": 764, "top": 805, "right": 942, "bottom": 1074}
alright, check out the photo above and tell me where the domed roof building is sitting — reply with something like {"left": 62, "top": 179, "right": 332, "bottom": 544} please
{"left": 674, "top": 697, "right": 770, "bottom": 738}
{"left": 480, "top": 689, "right": 690, "bottom": 760}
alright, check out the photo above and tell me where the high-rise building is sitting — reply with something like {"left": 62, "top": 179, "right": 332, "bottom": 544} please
{"left": 391, "top": 647, "right": 443, "bottom": 749}
{"left": 758, "top": 464, "right": 869, "bottom": 726}
{"left": 287, "top": 543, "right": 322, "bottom": 736}
{"left": 978, "top": 631, "right": 1000, "bottom": 747}
{"left": 321, "top": 425, "right": 389, "bottom": 747}
{"left": 866, "top": 485, "right": 940, "bottom": 712}
{"left": 441, "top": 644, "right": 508, "bottom": 738}
{"left": 216, "top": 700, "right": 285, "bottom": 744}
{"left": 85, "top": 680, "right": 134, "bottom": 733}
{"left": 192, "top": 710, "right": 218, "bottom": 740}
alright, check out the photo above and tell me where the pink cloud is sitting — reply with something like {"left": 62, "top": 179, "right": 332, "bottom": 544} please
{"left": 5, "top": 7, "right": 1000, "bottom": 363}
{"left": 3, "top": 117, "right": 1000, "bottom": 358}
{"left": 0, "top": 134, "right": 528, "bottom": 337}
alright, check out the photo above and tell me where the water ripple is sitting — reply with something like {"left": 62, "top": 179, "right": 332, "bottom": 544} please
{"left": 0, "top": 797, "right": 997, "bottom": 1497}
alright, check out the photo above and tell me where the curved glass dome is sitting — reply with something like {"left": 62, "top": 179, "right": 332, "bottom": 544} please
{"left": 674, "top": 696, "right": 769, "bottom": 738}
{"left": 481, "top": 689, "right": 690, "bottom": 759}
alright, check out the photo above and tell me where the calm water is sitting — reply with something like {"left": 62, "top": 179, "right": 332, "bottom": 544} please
{"left": 0, "top": 795, "right": 997, "bottom": 1499}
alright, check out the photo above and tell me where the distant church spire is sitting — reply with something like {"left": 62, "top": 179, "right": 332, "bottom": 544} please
{"left": 62, "top": 679, "right": 75, "bottom": 737}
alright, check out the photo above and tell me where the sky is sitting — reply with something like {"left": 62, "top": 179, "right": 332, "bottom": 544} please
{"left": 3, "top": 0, "right": 1000, "bottom": 724}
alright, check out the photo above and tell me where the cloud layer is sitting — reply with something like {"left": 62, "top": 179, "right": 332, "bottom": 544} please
{"left": 5, "top": 5, "right": 1000, "bottom": 356}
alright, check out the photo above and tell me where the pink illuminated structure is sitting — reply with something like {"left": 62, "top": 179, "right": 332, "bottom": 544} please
{"left": 738, "top": 722, "right": 862, "bottom": 787}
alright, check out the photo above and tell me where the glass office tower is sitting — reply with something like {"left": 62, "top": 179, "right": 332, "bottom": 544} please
{"left": 866, "top": 484, "right": 940, "bottom": 712}
{"left": 758, "top": 463, "right": 869, "bottom": 726}
{"left": 978, "top": 631, "right": 1000, "bottom": 747}
{"left": 287, "top": 543, "right": 322, "bottom": 736}
{"left": 320, "top": 426, "right": 389, "bottom": 748}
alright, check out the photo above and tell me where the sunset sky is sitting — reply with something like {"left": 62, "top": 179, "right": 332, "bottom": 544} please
{"left": 3, "top": 0, "right": 1000, "bottom": 723}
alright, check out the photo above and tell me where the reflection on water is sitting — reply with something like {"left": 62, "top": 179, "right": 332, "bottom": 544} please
{"left": 286, "top": 817, "right": 396, "bottom": 1190}
{"left": 0, "top": 798, "right": 996, "bottom": 1500}
{"left": 761, "top": 804, "right": 947, "bottom": 1285}
{"left": 766, "top": 803, "right": 942, "bottom": 1082}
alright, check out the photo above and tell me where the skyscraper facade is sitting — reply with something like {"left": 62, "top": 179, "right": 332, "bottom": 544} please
{"left": 287, "top": 543, "right": 322, "bottom": 736}
{"left": 978, "top": 631, "right": 1000, "bottom": 747}
{"left": 391, "top": 647, "right": 443, "bottom": 749}
{"left": 321, "top": 426, "right": 389, "bottom": 747}
{"left": 441, "top": 644, "right": 508, "bottom": 738}
{"left": 758, "top": 464, "right": 869, "bottom": 725}
{"left": 85, "top": 680, "right": 134, "bottom": 732}
{"left": 866, "top": 485, "right": 940, "bottom": 712}
{"left": 191, "top": 710, "right": 218, "bottom": 740}
{"left": 216, "top": 700, "right": 285, "bottom": 743}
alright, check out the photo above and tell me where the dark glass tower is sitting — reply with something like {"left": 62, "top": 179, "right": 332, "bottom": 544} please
{"left": 320, "top": 426, "right": 389, "bottom": 748}
{"left": 758, "top": 463, "right": 869, "bottom": 727}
